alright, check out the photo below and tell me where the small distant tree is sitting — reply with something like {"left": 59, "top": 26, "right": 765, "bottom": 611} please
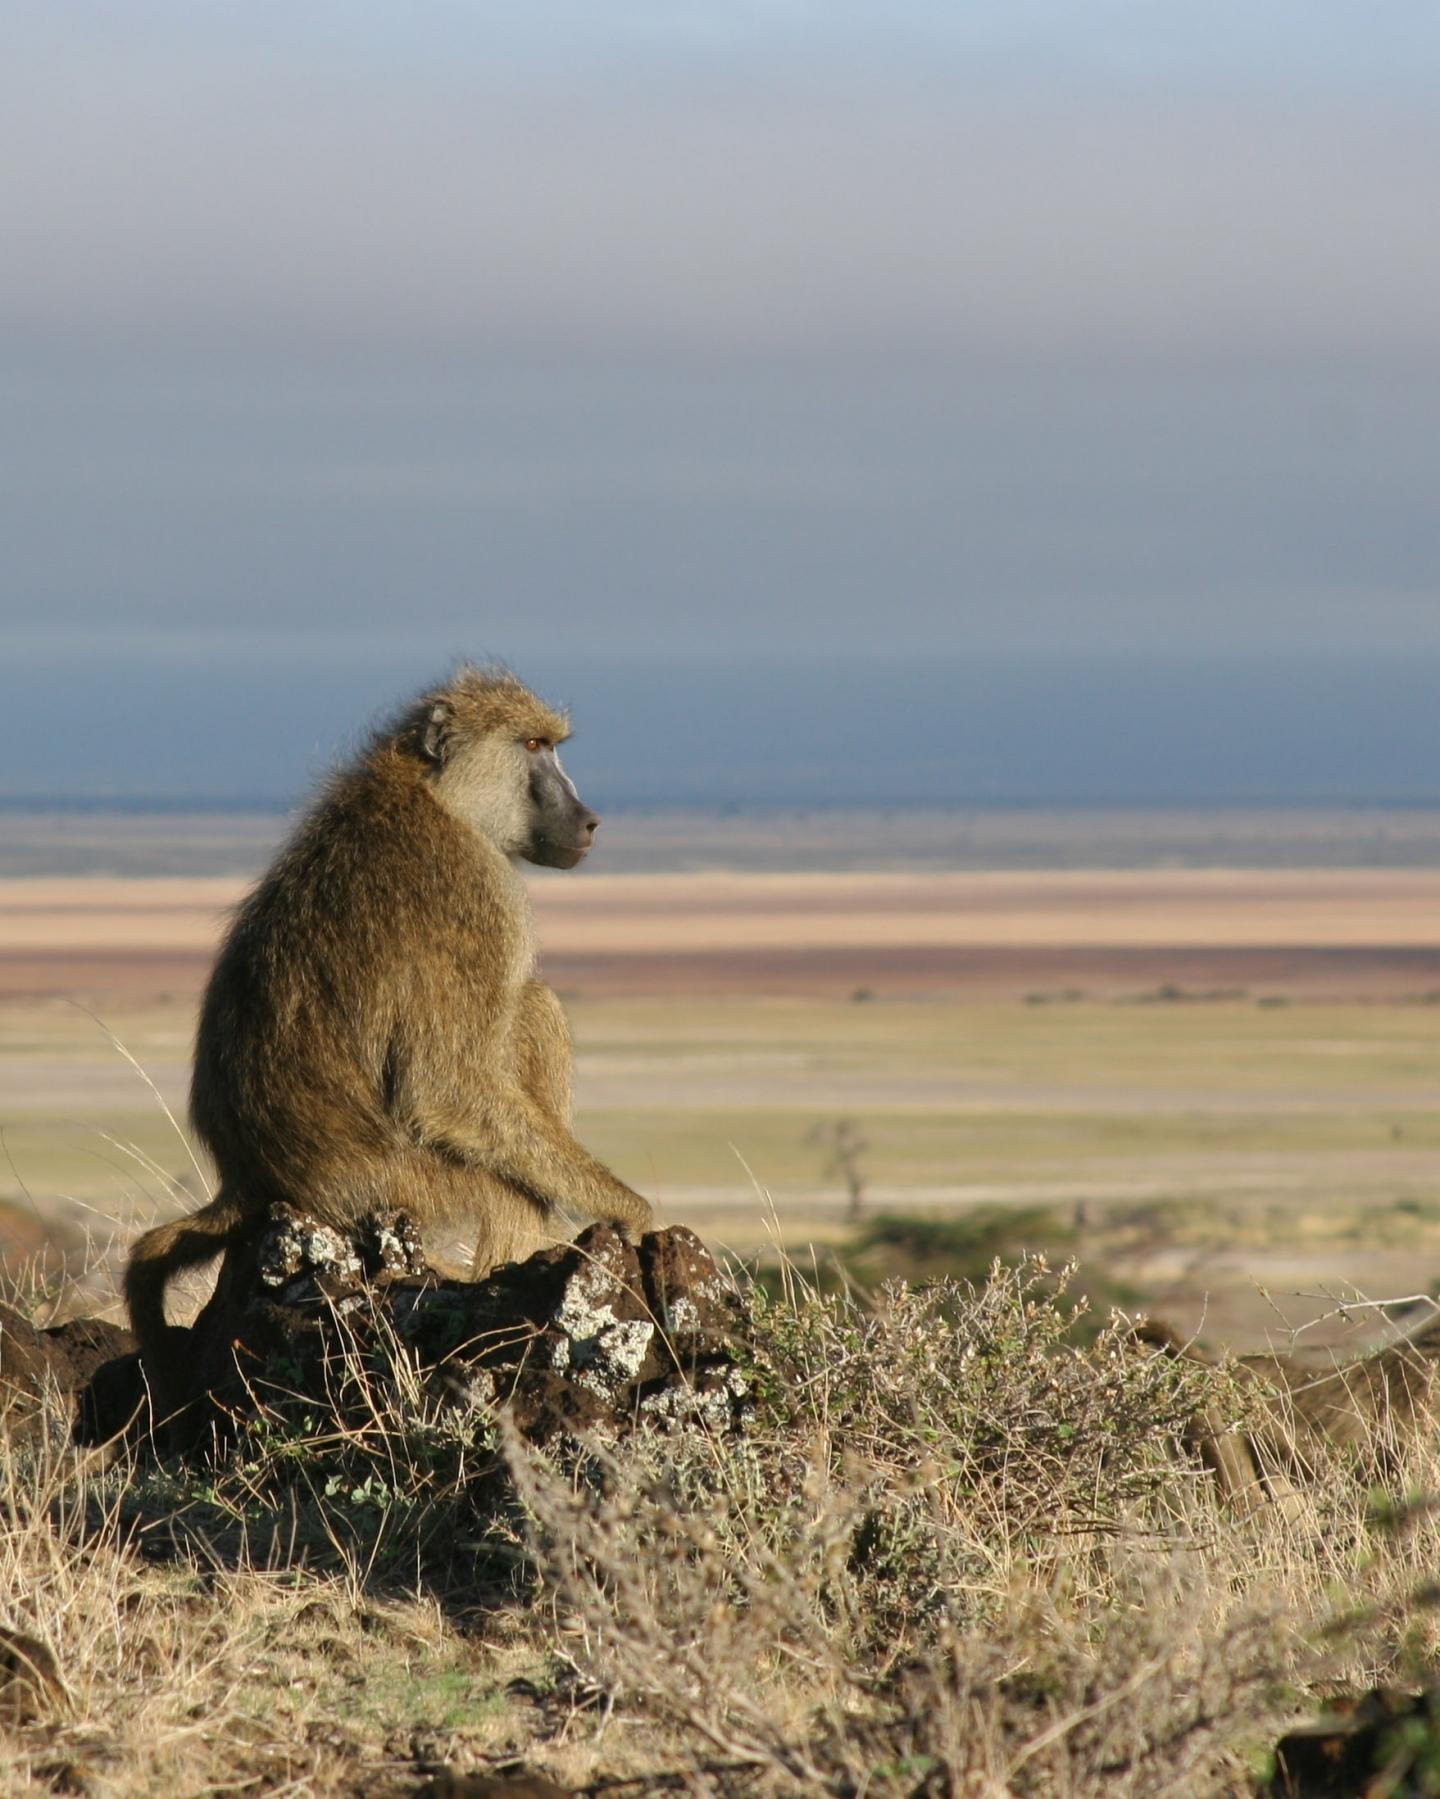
{"left": 807, "top": 1117, "right": 870, "bottom": 1221}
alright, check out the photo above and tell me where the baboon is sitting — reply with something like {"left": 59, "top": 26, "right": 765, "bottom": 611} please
{"left": 1135, "top": 1311, "right": 1440, "bottom": 1512}
{"left": 125, "top": 665, "right": 652, "bottom": 1420}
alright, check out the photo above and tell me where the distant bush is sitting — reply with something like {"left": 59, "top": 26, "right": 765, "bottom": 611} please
{"left": 813, "top": 1205, "right": 1145, "bottom": 1326}
{"left": 846, "top": 1204, "right": 1076, "bottom": 1283}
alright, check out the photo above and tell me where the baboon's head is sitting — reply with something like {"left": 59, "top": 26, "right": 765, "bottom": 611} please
{"left": 407, "top": 666, "right": 600, "bottom": 868}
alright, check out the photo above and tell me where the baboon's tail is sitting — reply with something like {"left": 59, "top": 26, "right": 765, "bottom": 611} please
{"left": 124, "top": 1187, "right": 247, "bottom": 1358}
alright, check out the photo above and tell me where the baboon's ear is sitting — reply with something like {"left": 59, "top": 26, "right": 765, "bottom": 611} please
{"left": 421, "top": 701, "right": 453, "bottom": 764}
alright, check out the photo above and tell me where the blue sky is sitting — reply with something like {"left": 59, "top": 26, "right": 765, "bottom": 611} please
{"left": 26, "top": 3, "right": 1435, "bottom": 90}
{"left": 1, "top": 4, "right": 1438, "bottom": 797}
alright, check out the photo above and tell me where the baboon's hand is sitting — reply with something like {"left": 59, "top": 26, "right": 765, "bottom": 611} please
{"left": 609, "top": 1194, "right": 653, "bottom": 1242}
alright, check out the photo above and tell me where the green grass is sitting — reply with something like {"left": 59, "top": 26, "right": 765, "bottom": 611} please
{"left": 566, "top": 997, "right": 1440, "bottom": 1200}
{"left": 583, "top": 1103, "right": 1440, "bottom": 1192}
{"left": 571, "top": 995, "right": 1440, "bottom": 1090}
{"left": 7, "top": 996, "right": 1440, "bottom": 1287}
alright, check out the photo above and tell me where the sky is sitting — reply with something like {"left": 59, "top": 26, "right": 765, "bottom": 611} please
{"left": 1, "top": 4, "right": 1439, "bottom": 801}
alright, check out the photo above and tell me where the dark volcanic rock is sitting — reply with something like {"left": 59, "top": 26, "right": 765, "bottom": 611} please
{"left": 400, "top": 1220, "right": 741, "bottom": 1443}
{"left": 0, "top": 1623, "right": 65, "bottom": 1725}
{"left": 1, "top": 1301, "right": 136, "bottom": 1433}
{"left": 2, "top": 1304, "right": 58, "bottom": 1406}
{"left": 1266, "top": 1687, "right": 1440, "bottom": 1797}
{"left": 72, "top": 1209, "right": 747, "bottom": 1457}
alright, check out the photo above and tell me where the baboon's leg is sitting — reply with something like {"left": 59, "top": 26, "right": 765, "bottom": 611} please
{"left": 466, "top": 1182, "right": 559, "bottom": 1274}
{"left": 401, "top": 967, "right": 651, "bottom": 1255}
{"left": 463, "top": 1164, "right": 562, "bottom": 1275}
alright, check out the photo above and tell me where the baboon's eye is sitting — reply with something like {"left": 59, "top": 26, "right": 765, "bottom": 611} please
{"left": 524, "top": 737, "right": 551, "bottom": 753}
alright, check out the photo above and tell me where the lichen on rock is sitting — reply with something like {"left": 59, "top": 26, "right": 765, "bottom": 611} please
{"left": 71, "top": 1211, "right": 748, "bottom": 1457}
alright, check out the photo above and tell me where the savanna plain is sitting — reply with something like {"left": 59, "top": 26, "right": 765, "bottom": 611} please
{"left": 6, "top": 806, "right": 1440, "bottom": 1796}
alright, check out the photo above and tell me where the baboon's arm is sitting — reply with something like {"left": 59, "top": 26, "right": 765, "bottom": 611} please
{"left": 420, "top": 1086, "right": 652, "bottom": 1235}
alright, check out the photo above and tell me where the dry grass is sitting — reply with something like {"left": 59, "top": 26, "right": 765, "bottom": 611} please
{"left": 8, "top": 1255, "right": 1440, "bottom": 1794}
{"left": 0, "top": 1409, "right": 291, "bottom": 1792}
{"left": 0, "top": 1395, "right": 560, "bottom": 1795}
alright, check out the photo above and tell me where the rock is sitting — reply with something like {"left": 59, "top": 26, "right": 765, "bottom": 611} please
{"left": 0, "top": 1198, "right": 64, "bottom": 1278}
{"left": 0, "top": 1624, "right": 65, "bottom": 1726}
{"left": 639, "top": 1224, "right": 731, "bottom": 1338}
{"left": 45, "top": 1314, "right": 138, "bottom": 1391}
{"left": 1, "top": 1302, "right": 136, "bottom": 1432}
{"left": 1266, "top": 1687, "right": 1440, "bottom": 1796}
{"left": 69, "top": 1209, "right": 748, "bottom": 1458}
{"left": 0, "top": 1304, "right": 48, "bottom": 1403}
{"left": 74, "top": 1347, "right": 148, "bottom": 1447}
{"left": 397, "top": 1221, "right": 746, "bottom": 1445}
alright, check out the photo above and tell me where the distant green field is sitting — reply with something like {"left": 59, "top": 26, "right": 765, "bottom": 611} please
{"left": 6, "top": 990, "right": 1440, "bottom": 1343}
{"left": 569, "top": 992, "right": 1440, "bottom": 1088}
{"left": 9, "top": 991, "right": 1440, "bottom": 1216}
{"left": 584, "top": 1104, "right": 1440, "bottom": 1191}
{"left": 569, "top": 995, "right": 1440, "bottom": 1179}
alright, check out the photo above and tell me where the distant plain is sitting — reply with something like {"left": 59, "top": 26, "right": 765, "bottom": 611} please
{"left": 3, "top": 805, "right": 1440, "bottom": 1353}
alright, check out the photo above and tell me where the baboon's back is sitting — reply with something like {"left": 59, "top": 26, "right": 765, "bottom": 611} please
{"left": 190, "top": 754, "right": 508, "bottom": 1208}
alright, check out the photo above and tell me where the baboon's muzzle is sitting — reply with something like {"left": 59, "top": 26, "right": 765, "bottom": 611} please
{"left": 525, "top": 750, "right": 599, "bottom": 869}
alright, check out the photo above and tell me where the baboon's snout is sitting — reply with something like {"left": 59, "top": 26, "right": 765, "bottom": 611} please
{"left": 526, "top": 748, "right": 601, "bottom": 867}
{"left": 565, "top": 804, "right": 599, "bottom": 861}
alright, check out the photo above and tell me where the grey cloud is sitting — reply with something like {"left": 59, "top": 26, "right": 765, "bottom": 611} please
{"left": 3, "top": 3, "right": 1439, "bottom": 679}
{"left": 3, "top": 49, "right": 1439, "bottom": 362}
{"left": 3, "top": 352, "right": 1437, "bottom": 654}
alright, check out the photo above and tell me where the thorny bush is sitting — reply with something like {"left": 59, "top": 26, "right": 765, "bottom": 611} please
{"left": 29, "top": 1254, "right": 1440, "bottom": 1796}
{"left": 504, "top": 1260, "right": 1299, "bottom": 1796}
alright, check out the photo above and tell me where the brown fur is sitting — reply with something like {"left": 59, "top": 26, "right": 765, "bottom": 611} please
{"left": 125, "top": 666, "right": 651, "bottom": 1425}
{"left": 1135, "top": 1311, "right": 1440, "bottom": 1512}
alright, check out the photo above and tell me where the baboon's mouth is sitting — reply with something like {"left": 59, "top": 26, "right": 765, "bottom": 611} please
{"left": 530, "top": 836, "right": 591, "bottom": 869}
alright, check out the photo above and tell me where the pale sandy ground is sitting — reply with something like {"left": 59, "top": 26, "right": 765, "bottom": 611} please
{"left": 9, "top": 868, "right": 1440, "bottom": 952}
{"left": 5, "top": 868, "right": 1440, "bottom": 1349}
{"left": 4, "top": 868, "right": 1440, "bottom": 999}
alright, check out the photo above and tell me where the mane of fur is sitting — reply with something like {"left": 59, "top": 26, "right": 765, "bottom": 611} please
{"left": 385, "top": 664, "right": 571, "bottom": 765}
